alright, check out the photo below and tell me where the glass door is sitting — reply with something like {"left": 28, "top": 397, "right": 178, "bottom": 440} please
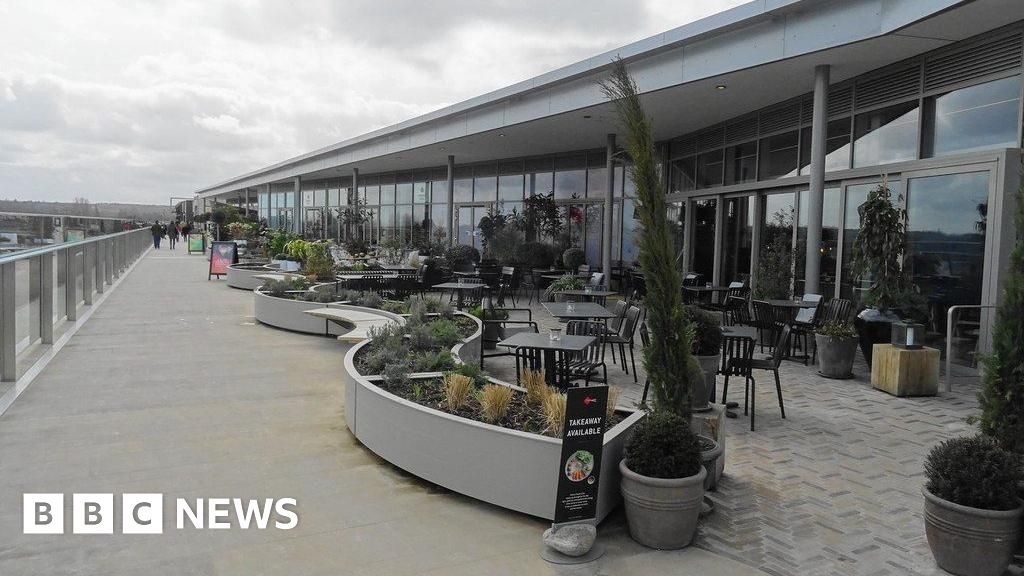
{"left": 722, "top": 195, "right": 754, "bottom": 285}
{"left": 455, "top": 205, "right": 491, "bottom": 251}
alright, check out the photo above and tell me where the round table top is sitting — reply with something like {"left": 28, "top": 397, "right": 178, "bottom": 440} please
{"left": 763, "top": 299, "right": 819, "bottom": 308}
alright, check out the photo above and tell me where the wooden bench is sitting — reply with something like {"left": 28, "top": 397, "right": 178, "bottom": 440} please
{"left": 303, "top": 308, "right": 399, "bottom": 343}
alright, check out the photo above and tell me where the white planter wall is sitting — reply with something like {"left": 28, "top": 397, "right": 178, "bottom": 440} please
{"left": 226, "top": 264, "right": 274, "bottom": 290}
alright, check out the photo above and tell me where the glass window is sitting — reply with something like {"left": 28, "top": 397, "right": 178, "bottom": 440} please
{"left": 906, "top": 172, "right": 989, "bottom": 356}
{"left": 759, "top": 131, "right": 799, "bottom": 180}
{"left": 587, "top": 166, "right": 607, "bottom": 198}
{"left": 474, "top": 165, "right": 497, "bottom": 202}
{"left": 498, "top": 173, "right": 524, "bottom": 201}
{"left": 669, "top": 158, "right": 696, "bottom": 193}
{"left": 584, "top": 204, "right": 603, "bottom": 267}
{"left": 794, "top": 187, "right": 840, "bottom": 296}
{"left": 380, "top": 175, "right": 396, "bottom": 205}
{"left": 363, "top": 176, "right": 380, "bottom": 205}
{"left": 925, "top": 76, "right": 1021, "bottom": 158}
{"left": 554, "top": 155, "right": 587, "bottom": 199}
{"left": 453, "top": 177, "right": 473, "bottom": 203}
{"left": 725, "top": 141, "right": 757, "bottom": 185}
{"left": 853, "top": 102, "right": 919, "bottom": 167}
{"left": 431, "top": 204, "right": 448, "bottom": 234}
{"left": 313, "top": 190, "right": 326, "bottom": 206}
{"left": 799, "top": 118, "right": 853, "bottom": 175}
{"left": 696, "top": 150, "right": 724, "bottom": 189}
{"left": 379, "top": 206, "right": 395, "bottom": 239}
{"left": 693, "top": 199, "right": 717, "bottom": 278}
{"left": 413, "top": 181, "right": 429, "bottom": 204}
{"left": 431, "top": 179, "right": 447, "bottom": 203}
{"left": 528, "top": 171, "right": 553, "bottom": 197}
{"left": 397, "top": 180, "right": 413, "bottom": 204}
{"left": 396, "top": 205, "right": 413, "bottom": 243}
{"left": 840, "top": 180, "right": 902, "bottom": 304}
{"left": 328, "top": 189, "right": 340, "bottom": 206}
{"left": 722, "top": 196, "right": 755, "bottom": 283}
{"left": 302, "top": 190, "right": 314, "bottom": 207}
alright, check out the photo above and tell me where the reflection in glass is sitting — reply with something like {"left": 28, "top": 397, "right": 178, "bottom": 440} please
{"left": 906, "top": 172, "right": 989, "bottom": 359}
{"left": 759, "top": 131, "right": 799, "bottom": 180}
{"left": 725, "top": 142, "right": 757, "bottom": 185}
{"left": 799, "top": 119, "right": 852, "bottom": 175}
{"left": 925, "top": 75, "right": 1020, "bottom": 158}
{"left": 757, "top": 193, "right": 795, "bottom": 299}
{"left": 622, "top": 199, "right": 641, "bottom": 266}
{"left": 853, "top": 102, "right": 919, "bottom": 167}
{"left": 722, "top": 196, "right": 754, "bottom": 283}
{"left": 795, "top": 188, "right": 840, "bottom": 296}
{"left": 696, "top": 150, "right": 724, "bottom": 189}
{"left": 498, "top": 174, "right": 524, "bottom": 201}
{"left": 840, "top": 180, "right": 903, "bottom": 304}
{"left": 453, "top": 178, "right": 473, "bottom": 203}
{"left": 670, "top": 157, "right": 696, "bottom": 193}
{"left": 693, "top": 199, "right": 717, "bottom": 279}
{"left": 554, "top": 170, "right": 585, "bottom": 200}
{"left": 584, "top": 205, "right": 603, "bottom": 267}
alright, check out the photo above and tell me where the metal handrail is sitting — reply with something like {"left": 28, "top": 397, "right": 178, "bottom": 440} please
{"left": 0, "top": 227, "right": 146, "bottom": 265}
{"left": 945, "top": 304, "right": 995, "bottom": 392}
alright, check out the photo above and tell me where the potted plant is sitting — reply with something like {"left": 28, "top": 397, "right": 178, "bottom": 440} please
{"left": 681, "top": 305, "right": 721, "bottom": 412}
{"left": 814, "top": 321, "right": 858, "bottom": 379}
{"left": 603, "top": 59, "right": 712, "bottom": 550}
{"left": 562, "top": 246, "right": 586, "bottom": 272}
{"left": 542, "top": 274, "right": 583, "bottom": 302}
{"left": 849, "top": 181, "right": 924, "bottom": 365}
{"left": 923, "top": 435, "right": 1023, "bottom": 576}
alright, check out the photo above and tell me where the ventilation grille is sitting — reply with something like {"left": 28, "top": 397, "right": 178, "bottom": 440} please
{"left": 828, "top": 86, "right": 854, "bottom": 117}
{"left": 759, "top": 102, "right": 801, "bottom": 134}
{"left": 855, "top": 64, "right": 921, "bottom": 109}
{"left": 925, "top": 32, "right": 1023, "bottom": 92}
{"left": 672, "top": 138, "right": 696, "bottom": 157}
{"left": 724, "top": 116, "right": 758, "bottom": 145}
{"left": 695, "top": 127, "right": 724, "bottom": 152}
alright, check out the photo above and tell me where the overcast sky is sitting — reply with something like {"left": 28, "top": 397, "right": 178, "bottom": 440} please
{"left": 0, "top": 0, "right": 746, "bottom": 205}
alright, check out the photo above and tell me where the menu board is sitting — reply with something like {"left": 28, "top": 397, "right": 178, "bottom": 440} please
{"left": 187, "top": 233, "right": 205, "bottom": 254}
{"left": 208, "top": 241, "right": 237, "bottom": 280}
{"left": 553, "top": 386, "right": 608, "bottom": 524}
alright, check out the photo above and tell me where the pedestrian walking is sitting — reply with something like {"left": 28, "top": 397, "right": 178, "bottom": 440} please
{"left": 150, "top": 221, "right": 162, "bottom": 249}
{"left": 168, "top": 221, "right": 180, "bottom": 250}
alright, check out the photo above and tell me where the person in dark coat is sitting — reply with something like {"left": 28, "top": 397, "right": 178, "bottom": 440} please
{"left": 168, "top": 221, "right": 180, "bottom": 250}
{"left": 150, "top": 221, "right": 162, "bottom": 249}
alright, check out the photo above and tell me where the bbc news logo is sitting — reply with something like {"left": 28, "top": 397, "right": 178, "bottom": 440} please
{"left": 23, "top": 494, "right": 298, "bottom": 534}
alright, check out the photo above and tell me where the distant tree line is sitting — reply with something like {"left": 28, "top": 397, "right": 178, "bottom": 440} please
{"left": 0, "top": 198, "right": 171, "bottom": 222}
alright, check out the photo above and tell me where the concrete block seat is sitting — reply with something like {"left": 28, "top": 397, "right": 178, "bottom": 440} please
{"left": 303, "top": 307, "right": 399, "bottom": 342}
{"left": 252, "top": 272, "right": 306, "bottom": 283}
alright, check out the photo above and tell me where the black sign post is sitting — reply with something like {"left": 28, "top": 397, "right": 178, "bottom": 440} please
{"left": 554, "top": 386, "right": 608, "bottom": 524}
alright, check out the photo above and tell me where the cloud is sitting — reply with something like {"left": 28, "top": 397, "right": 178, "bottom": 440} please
{"left": 0, "top": 0, "right": 746, "bottom": 204}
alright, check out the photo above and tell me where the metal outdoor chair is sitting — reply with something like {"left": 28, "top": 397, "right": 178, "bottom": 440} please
{"left": 605, "top": 305, "right": 642, "bottom": 382}
{"left": 558, "top": 320, "right": 607, "bottom": 387}
{"left": 751, "top": 300, "right": 776, "bottom": 353}
{"left": 723, "top": 295, "right": 751, "bottom": 326}
{"left": 499, "top": 266, "right": 517, "bottom": 307}
{"left": 722, "top": 324, "right": 790, "bottom": 431}
{"left": 791, "top": 293, "right": 823, "bottom": 365}
{"left": 481, "top": 307, "right": 539, "bottom": 369}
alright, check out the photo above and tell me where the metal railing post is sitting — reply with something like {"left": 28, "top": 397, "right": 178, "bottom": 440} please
{"left": 106, "top": 238, "right": 114, "bottom": 284}
{"left": 95, "top": 241, "right": 105, "bottom": 294}
{"left": 40, "top": 253, "right": 54, "bottom": 344}
{"left": 1, "top": 262, "right": 16, "bottom": 381}
{"left": 945, "top": 304, "right": 996, "bottom": 393}
{"left": 65, "top": 247, "right": 78, "bottom": 322}
{"left": 83, "top": 244, "right": 94, "bottom": 306}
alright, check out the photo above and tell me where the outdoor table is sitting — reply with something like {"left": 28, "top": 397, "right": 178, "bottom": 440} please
{"left": 433, "top": 281, "right": 485, "bottom": 309}
{"left": 684, "top": 285, "right": 732, "bottom": 305}
{"left": 498, "top": 332, "right": 596, "bottom": 388}
{"left": 764, "top": 299, "right": 819, "bottom": 323}
{"left": 453, "top": 271, "right": 480, "bottom": 278}
{"left": 542, "top": 301, "right": 616, "bottom": 321}
{"left": 554, "top": 288, "right": 617, "bottom": 302}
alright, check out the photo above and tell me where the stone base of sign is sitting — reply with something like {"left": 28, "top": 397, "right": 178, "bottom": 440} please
{"left": 870, "top": 344, "right": 939, "bottom": 397}
{"left": 540, "top": 542, "right": 605, "bottom": 565}
{"left": 542, "top": 522, "right": 596, "bottom": 557}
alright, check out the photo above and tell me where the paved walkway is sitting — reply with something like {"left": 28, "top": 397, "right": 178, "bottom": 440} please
{"left": 0, "top": 251, "right": 761, "bottom": 576}
{"left": 483, "top": 296, "right": 986, "bottom": 576}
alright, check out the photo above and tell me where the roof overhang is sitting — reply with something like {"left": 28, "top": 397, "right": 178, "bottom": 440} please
{"left": 196, "top": 0, "right": 1022, "bottom": 199}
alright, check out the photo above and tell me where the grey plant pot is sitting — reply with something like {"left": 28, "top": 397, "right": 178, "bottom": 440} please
{"left": 814, "top": 334, "right": 858, "bottom": 379}
{"left": 693, "top": 354, "right": 719, "bottom": 413}
{"left": 699, "top": 436, "right": 724, "bottom": 491}
{"left": 923, "top": 488, "right": 1023, "bottom": 576}
{"left": 619, "top": 459, "right": 707, "bottom": 550}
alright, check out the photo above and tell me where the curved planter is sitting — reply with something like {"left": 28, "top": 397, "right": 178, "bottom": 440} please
{"left": 253, "top": 288, "right": 403, "bottom": 336}
{"left": 227, "top": 263, "right": 275, "bottom": 290}
{"left": 923, "top": 488, "right": 1022, "bottom": 576}
{"left": 619, "top": 459, "right": 707, "bottom": 549}
{"left": 270, "top": 258, "right": 301, "bottom": 272}
{"left": 343, "top": 337, "right": 642, "bottom": 521}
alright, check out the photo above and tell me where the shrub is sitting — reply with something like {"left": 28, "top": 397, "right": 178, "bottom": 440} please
{"left": 357, "top": 344, "right": 404, "bottom": 376}
{"left": 479, "top": 384, "right": 514, "bottom": 424}
{"left": 444, "top": 373, "right": 474, "bottom": 411}
{"left": 262, "top": 278, "right": 309, "bottom": 297}
{"left": 624, "top": 411, "right": 703, "bottom": 479}
{"left": 924, "top": 435, "right": 1023, "bottom": 510}
{"left": 562, "top": 247, "right": 585, "bottom": 271}
{"left": 520, "top": 242, "right": 558, "bottom": 270}
{"left": 543, "top": 274, "right": 583, "bottom": 301}
{"left": 408, "top": 324, "right": 437, "bottom": 352}
{"left": 455, "top": 361, "right": 487, "bottom": 388}
{"left": 383, "top": 361, "right": 411, "bottom": 390}
{"left": 607, "top": 386, "right": 621, "bottom": 422}
{"left": 424, "top": 350, "right": 456, "bottom": 372}
{"left": 682, "top": 305, "right": 721, "bottom": 356}
{"left": 977, "top": 183, "right": 1024, "bottom": 455}
{"left": 297, "top": 290, "right": 341, "bottom": 303}
{"left": 355, "top": 292, "right": 383, "bottom": 309}
{"left": 429, "top": 319, "right": 462, "bottom": 348}
{"left": 543, "top": 390, "right": 567, "bottom": 437}
{"left": 522, "top": 369, "right": 547, "bottom": 407}
{"left": 817, "top": 321, "right": 857, "bottom": 339}
{"left": 303, "top": 249, "right": 336, "bottom": 281}
{"left": 381, "top": 300, "right": 408, "bottom": 315}
{"left": 445, "top": 244, "right": 480, "bottom": 269}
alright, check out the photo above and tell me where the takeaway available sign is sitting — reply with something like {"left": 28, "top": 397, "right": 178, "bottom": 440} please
{"left": 553, "top": 386, "right": 608, "bottom": 524}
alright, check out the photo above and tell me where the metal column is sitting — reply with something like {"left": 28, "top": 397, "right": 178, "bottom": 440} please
{"left": 804, "top": 64, "right": 830, "bottom": 296}
{"left": 446, "top": 155, "right": 455, "bottom": 244}
{"left": 602, "top": 134, "right": 616, "bottom": 278}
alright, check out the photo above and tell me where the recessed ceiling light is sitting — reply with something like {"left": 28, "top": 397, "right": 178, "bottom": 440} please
{"left": 498, "top": 133, "right": 505, "bottom": 137}
{"left": 716, "top": 84, "right": 727, "bottom": 91}
{"left": 439, "top": 146, "right": 446, "bottom": 151}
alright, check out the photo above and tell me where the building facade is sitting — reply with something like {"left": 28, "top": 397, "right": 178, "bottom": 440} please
{"left": 196, "top": 0, "right": 1024, "bottom": 359}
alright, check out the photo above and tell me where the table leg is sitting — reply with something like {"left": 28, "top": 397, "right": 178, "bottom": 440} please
{"left": 456, "top": 290, "right": 464, "bottom": 310}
